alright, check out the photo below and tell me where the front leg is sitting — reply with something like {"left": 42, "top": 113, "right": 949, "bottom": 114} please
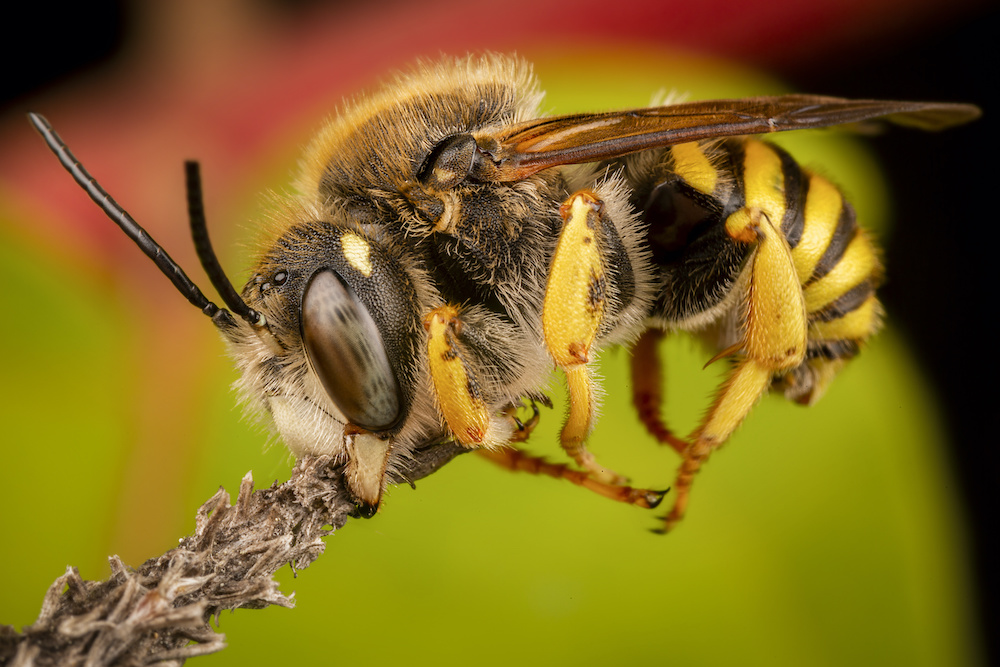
{"left": 424, "top": 304, "right": 514, "bottom": 449}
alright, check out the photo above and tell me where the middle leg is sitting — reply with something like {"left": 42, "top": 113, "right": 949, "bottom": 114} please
{"left": 542, "top": 190, "right": 624, "bottom": 483}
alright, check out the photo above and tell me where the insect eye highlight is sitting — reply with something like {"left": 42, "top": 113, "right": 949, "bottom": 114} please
{"left": 300, "top": 269, "right": 403, "bottom": 432}
{"left": 417, "top": 133, "right": 477, "bottom": 190}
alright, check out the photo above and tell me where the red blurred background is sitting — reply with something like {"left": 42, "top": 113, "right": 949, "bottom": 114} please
{"left": 1, "top": 0, "right": 994, "bottom": 662}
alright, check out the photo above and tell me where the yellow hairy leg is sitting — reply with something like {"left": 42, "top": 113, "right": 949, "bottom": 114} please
{"left": 424, "top": 305, "right": 511, "bottom": 449}
{"left": 542, "top": 191, "right": 624, "bottom": 484}
{"left": 661, "top": 158, "right": 807, "bottom": 532}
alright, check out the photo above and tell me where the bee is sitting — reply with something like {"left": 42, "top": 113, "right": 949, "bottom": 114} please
{"left": 30, "top": 54, "right": 979, "bottom": 532}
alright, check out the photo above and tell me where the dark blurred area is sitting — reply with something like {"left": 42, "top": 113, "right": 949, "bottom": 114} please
{"left": 778, "top": 11, "right": 996, "bottom": 665}
{"left": 1, "top": 2, "right": 129, "bottom": 109}
{"left": 3, "top": 0, "right": 994, "bottom": 662}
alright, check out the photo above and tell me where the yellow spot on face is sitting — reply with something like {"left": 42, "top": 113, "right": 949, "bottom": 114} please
{"left": 341, "top": 232, "right": 373, "bottom": 277}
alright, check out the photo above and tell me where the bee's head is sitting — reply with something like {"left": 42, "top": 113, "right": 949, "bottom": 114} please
{"left": 227, "top": 210, "right": 442, "bottom": 511}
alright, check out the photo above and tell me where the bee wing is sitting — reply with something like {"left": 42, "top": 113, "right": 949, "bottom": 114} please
{"left": 472, "top": 95, "right": 981, "bottom": 182}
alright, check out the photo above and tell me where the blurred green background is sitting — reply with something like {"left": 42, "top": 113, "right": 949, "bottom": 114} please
{"left": 0, "top": 1, "right": 987, "bottom": 665}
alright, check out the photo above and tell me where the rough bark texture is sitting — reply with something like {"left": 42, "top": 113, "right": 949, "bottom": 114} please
{"left": 0, "top": 441, "right": 465, "bottom": 666}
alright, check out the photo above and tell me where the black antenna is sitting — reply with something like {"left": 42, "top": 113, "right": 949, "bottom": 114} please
{"left": 185, "top": 161, "right": 262, "bottom": 326}
{"left": 26, "top": 113, "right": 253, "bottom": 328}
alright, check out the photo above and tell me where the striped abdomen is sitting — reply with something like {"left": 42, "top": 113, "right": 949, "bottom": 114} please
{"left": 634, "top": 137, "right": 883, "bottom": 404}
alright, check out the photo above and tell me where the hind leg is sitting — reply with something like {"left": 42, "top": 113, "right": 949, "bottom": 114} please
{"left": 660, "top": 203, "right": 807, "bottom": 532}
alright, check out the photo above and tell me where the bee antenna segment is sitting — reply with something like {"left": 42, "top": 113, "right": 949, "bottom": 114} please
{"left": 27, "top": 112, "right": 224, "bottom": 320}
{"left": 184, "top": 161, "right": 262, "bottom": 327}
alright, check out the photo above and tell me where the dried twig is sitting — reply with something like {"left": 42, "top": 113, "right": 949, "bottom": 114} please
{"left": 0, "top": 441, "right": 465, "bottom": 666}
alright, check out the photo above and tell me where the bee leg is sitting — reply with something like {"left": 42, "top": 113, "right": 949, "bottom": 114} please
{"left": 503, "top": 401, "right": 541, "bottom": 443}
{"left": 477, "top": 448, "right": 667, "bottom": 509}
{"left": 630, "top": 328, "right": 688, "bottom": 454}
{"left": 424, "top": 304, "right": 513, "bottom": 449}
{"left": 543, "top": 190, "right": 625, "bottom": 484}
{"left": 662, "top": 205, "right": 807, "bottom": 532}
{"left": 483, "top": 398, "right": 666, "bottom": 509}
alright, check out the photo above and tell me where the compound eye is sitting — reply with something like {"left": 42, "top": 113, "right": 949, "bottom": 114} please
{"left": 300, "top": 269, "right": 402, "bottom": 431}
{"left": 417, "top": 133, "right": 477, "bottom": 190}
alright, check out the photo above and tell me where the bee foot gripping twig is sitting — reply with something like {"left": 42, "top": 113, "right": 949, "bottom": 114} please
{"left": 0, "top": 443, "right": 464, "bottom": 665}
